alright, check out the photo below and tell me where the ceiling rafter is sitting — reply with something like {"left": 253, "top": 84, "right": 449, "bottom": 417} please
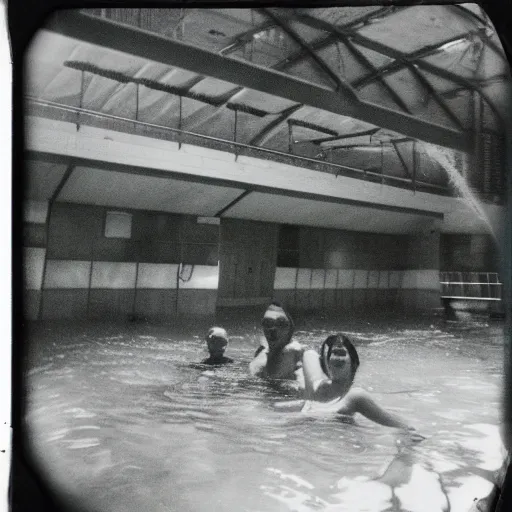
{"left": 291, "top": 11, "right": 504, "bottom": 126}
{"left": 272, "top": 6, "right": 406, "bottom": 72}
{"left": 450, "top": 6, "right": 506, "bottom": 59}
{"left": 312, "top": 127, "right": 381, "bottom": 145}
{"left": 171, "top": 6, "right": 406, "bottom": 135}
{"left": 218, "top": 19, "right": 276, "bottom": 55}
{"left": 287, "top": 119, "right": 338, "bottom": 136}
{"left": 250, "top": 104, "right": 303, "bottom": 146}
{"left": 334, "top": 37, "right": 412, "bottom": 114}
{"left": 406, "top": 67, "right": 464, "bottom": 130}
{"left": 183, "top": 87, "right": 244, "bottom": 130}
{"left": 45, "top": 11, "right": 471, "bottom": 151}
{"left": 353, "top": 29, "right": 491, "bottom": 89}
{"left": 260, "top": 8, "right": 358, "bottom": 99}
{"left": 222, "top": 7, "right": 408, "bottom": 148}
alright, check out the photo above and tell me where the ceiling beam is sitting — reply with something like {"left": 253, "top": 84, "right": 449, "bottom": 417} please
{"left": 336, "top": 37, "right": 412, "bottom": 114}
{"left": 215, "top": 190, "right": 252, "bottom": 217}
{"left": 260, "top": 8, "right": 358, "bottom": 98}
{"left": 353, "top": 30, "right": 487, "bottom": 89}
{"left": 250, "top": 104, "right": 303, "bottom": 146}
{"left": 27, "top": 149, "right": 444, "bottom": 219}
{"left": 312, "top": 127, "right": 380, "bottom": 145}
{"left": 292, "top": 12, "right": 504, "bottom": 126}
{"left": 45, "top": 10, "right": 471, "bottom": 152}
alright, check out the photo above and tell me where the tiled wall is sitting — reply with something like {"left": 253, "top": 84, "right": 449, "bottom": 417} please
{"left": 273, "top": 267, "right": 441, "bottom": 313}
{"left": 23, "top": 201, "right": 220, "bottom": 320}
{"left": 440, "top": 234, "right": 498, "bottom": 272}
{"left": 23, "top": 200, "right": 448, "bottom": 320}
{"left": 23, "top": 200, "right": 48, "bottom": 320}
{"left": 40, "top": 261, "right": 219, "bottom": 319}
{"left": 273, "top": 226, "right": 441, "bottom": 314}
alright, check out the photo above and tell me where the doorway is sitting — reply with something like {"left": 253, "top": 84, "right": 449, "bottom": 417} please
{"left": 217, "top": 218, "right": 278, "bottom": 307}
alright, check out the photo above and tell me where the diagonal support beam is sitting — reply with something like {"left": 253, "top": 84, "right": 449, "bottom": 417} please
{"left": 260, "top": 8, "right": 358, "bottom": 99}
{"left": 250, "top": 104, "right": 303, "bottom": 146}
{"left": 409, "top": 68, "right": 465, "bottom": 130}
{"left": 45, "top": 11, "right": 471, "bottom": 152}
{"left": 50, "top": 162, "right": 75, "bottom": 204}
{"left": 215, "top": 190, "right": 252, "bottom": 217}
{"left": 354, "top": 30, "right": 489, "bottom": 89}
{"left": 338, "top": 38, "right": 412, "bottom": 114}
{"left": 391, "top": 141, "right": 413, "bottom": 179}
{"left": 312, "top": 127, "right": 381, "bottom": 145}
{"left": 292, "top": 12, "right": 503, "bottom": 126}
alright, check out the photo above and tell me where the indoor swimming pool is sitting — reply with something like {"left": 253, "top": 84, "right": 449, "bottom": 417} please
{"left": 23, "top": 315, "right": 506, "bottom": 512}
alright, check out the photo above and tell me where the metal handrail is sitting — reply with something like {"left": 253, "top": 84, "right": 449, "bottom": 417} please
{"left": 26, "top": 96, "right": 451, "bottom": 193}
{"left": 440, "top": 271, "right": 503, "bottom": 301}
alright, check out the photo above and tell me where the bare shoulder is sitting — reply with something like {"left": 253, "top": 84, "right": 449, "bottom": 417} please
{"left": 344, "top": 387, "right": 371, "bottom": 403}
{"left": 348, "top": 387, "right": 369, "bottom": 397}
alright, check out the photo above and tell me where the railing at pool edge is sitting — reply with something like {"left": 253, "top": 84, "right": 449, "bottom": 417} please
{"left": 440, "top": 272, "right": 503, "bottom": 301}
{"left": 440, "top": 271, "right": 504, "bottom": 319}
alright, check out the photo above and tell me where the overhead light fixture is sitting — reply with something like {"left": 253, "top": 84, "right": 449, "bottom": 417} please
{"left": 439, "top": 38, "right": 468, "bottom": 52}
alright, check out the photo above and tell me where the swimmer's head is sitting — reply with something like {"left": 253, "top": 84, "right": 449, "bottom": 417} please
{"left": 206, "top": 327, "right": 229, "bottom": 357}
{"left": 261, "top": 301, "right": 294, "bottom": 349}
{"left": 320, "top": 334, "right": 359, "bottom": 384}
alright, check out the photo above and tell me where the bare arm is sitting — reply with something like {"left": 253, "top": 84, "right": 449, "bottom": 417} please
{"left": 302, "top": 349, "right": 330, "bottom": 400}
{"left": 249, "top": 349, "right": 268, "bottom": 377}
{"left": 344, "top": 388, "right": 412, "bottom": 429}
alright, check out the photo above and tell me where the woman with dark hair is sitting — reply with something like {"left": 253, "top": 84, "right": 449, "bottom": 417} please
{"left": 301, "top": 334, "right": 415, "bottom": 429}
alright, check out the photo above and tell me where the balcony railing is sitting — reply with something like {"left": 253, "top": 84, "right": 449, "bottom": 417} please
{"left": 25, "top": 96, "right": 452, "bottom": 196}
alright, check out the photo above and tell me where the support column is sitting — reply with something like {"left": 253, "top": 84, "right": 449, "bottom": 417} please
{"left": 404, "top": 221, "right": 442, "bottom": 313}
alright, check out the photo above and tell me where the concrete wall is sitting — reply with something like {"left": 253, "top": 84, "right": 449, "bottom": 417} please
{"left": 440, "top": 234, "right": 498, "bottom": 272}
{"left": 23, "top": 202, "right": 219, "bottom": 320}
{"left": 274, "top": 226, "right": 441, "bottom": 315}
{"left": 23, "top": 200, "right": 443, "bottom": 320}
{"left": 23, "top": 200, "right": 48, "bottom": 320}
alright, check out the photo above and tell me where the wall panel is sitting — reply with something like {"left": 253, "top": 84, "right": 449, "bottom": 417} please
{"left": 91, "top": 262, "right": 137, "bottom": 289}
{"left": 41, "top": 289, "right": 89, "bottom": 319}
{"left": 134, "top": 290, "right": 177, "bottom": 318}
{"left": 24, "top": 248, "right": 46, "bottom": 290}
{"left": 88, "top": 289, "right": 136, "bottom": 318}
{"left": 137, "top": 264, "right": 179, "bottom": 289}
{"left": 44, "top": 260, "right": 90, "bottom": 289}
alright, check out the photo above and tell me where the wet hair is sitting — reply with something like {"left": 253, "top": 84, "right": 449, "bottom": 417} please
{"left": 206, "top": 327, "right": 228, "bottom": 343}
{"left": 265, "top": 300, "right": 295, "bottom": 341}
{"left": 320, "top": 334, "right": 360, "bottom": 382}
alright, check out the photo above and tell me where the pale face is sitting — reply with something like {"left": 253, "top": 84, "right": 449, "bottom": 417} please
{"left": 261, "top": 309, "right": 291, "bottom": 350}
{"left": 328, "top": 342, "right": 353, "bottom": 383}
{"left": 206, "top": 328, "right": 228, "bottom": 358}
{"left": 207, "top": 337, "right": 227, "bottom": 357}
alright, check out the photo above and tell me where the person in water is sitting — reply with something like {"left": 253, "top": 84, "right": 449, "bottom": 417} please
{"left": 291, "top": 333, "right": 417, "bottom": 430}
{"left": 249, "top": 301, "right": 304, "bottom": 385}
{"left": 201, "top": 327, "right": 233, "bottom": 365}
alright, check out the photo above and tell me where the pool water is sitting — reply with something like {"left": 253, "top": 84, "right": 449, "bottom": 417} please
{"left": 23, "top": 316, "right": 506, "bottom": 512}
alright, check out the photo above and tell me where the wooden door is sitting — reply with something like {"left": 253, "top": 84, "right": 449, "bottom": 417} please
{"left": 218, "top": 218, "right": 278, "bottom": 307}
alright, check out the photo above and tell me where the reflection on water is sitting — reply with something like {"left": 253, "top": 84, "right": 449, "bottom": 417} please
{"left": 24, "top": 317, "right": 506, "bottom": 512}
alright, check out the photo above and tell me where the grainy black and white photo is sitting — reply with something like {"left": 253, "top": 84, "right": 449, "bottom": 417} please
{"left": 18, "top": 4, "right": 512, "bottom": 512}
